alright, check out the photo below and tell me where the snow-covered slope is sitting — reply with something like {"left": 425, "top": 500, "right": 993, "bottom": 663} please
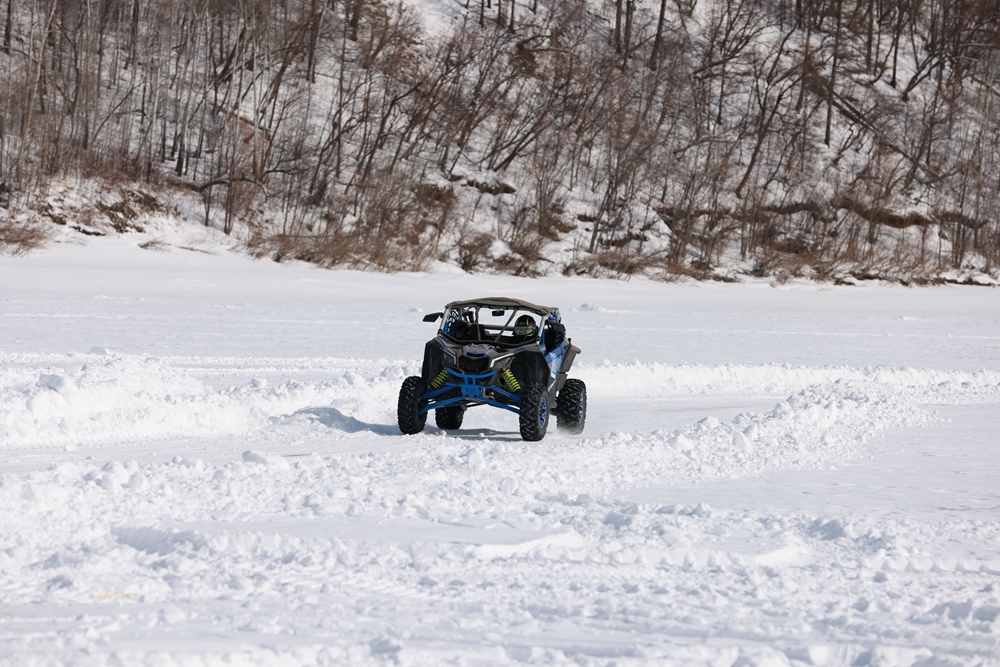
{"left": 2, "top": 240, "right": 1000, "bottom": 665}
{"left": 6, "top": 0, "right": 1000, "bottom": 283}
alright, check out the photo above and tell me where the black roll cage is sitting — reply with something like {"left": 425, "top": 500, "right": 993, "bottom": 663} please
{"left": 425, "top": 298, "right": 560, "bottom": 350}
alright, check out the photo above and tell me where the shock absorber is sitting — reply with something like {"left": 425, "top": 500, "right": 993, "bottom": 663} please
{"left": 499, "top": 367, "right": 521, "bottom": 393}
{"left": 430, "top": 369, "right": 448, "bottom": 390}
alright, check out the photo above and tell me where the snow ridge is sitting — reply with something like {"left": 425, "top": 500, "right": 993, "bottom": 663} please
{"left": 3, "top": 353, "right": 997, "bottom": 452}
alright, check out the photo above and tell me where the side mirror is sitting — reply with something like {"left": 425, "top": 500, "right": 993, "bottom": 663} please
{"left": 422, "top": 312, "right": 443, "bottom": 323}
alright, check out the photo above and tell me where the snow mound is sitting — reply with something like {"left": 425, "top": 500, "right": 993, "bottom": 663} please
{"left": 576, "top": 361, "right": 1000, "bottom": 397}
{"left": 0, "top": 355, "right": 393, "bottom": 449}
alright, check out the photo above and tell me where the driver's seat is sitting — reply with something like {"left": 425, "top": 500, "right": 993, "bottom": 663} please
{"left": 454, "top": 321, "right": 485, "bottom": 342}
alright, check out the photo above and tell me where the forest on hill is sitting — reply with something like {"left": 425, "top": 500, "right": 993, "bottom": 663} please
{"left": 1, "top": 0, "right": 999, "bottom": 282}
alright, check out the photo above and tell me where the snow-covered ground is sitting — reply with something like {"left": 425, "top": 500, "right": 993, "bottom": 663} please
{"left": 2, "top": 230, "right": 1000, "bottom": 666}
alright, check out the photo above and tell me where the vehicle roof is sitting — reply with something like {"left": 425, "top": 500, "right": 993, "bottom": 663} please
{"left": 444, "top": 297, "right": 557, "bottom": 316}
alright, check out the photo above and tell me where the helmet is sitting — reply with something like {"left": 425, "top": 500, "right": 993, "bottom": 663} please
{"left": 513, "top": 315, "right": 537, "bottom": 339}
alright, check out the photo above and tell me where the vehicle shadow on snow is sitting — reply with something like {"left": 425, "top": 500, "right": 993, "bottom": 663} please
{"left": 432, "top": 424, "right": 585, "bottom": 442}
{"left": 435, "top": 428, "right": 525, "bottom": 442}
{"left": 278, "top": 407, "right": 563, "bottom": 442}
{"left": 274, "top": 407, "right": 401, "bottom": 436}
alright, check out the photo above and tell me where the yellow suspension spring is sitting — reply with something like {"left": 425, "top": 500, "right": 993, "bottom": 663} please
{"left": 500, "top": 368, "right": 521, "bottom": 393}
{"left": 430, "top": 369, "right": 448, "bottom": 390}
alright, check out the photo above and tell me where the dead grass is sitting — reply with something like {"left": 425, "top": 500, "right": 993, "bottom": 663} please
{"left": 563, "top": 249, "right": 666, "bottom": 279}
{"left": 0, "top": 213, "right": 51, "bottom": 256}
{"left": 457, "top": 232, "right": 492, "bottom": 273}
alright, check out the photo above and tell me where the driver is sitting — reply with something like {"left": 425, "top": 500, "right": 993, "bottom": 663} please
{"left": 512, "top": 315, "right": 537, "bottom": 342}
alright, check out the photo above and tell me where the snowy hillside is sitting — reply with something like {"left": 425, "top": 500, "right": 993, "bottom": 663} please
{"left": 2, "top": 239, "right": 1000, "bottom": 665}
{"left": 3, "top": 0, "right": 1000, "bottom": 282}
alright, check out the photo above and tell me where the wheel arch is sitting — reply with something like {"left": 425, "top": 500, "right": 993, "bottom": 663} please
{"left": 510, "top": 351, "right": 548, "bottom": 388}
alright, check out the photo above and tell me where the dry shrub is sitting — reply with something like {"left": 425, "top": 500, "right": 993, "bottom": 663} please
{"left": 415, "top": 184, "right": 456, "bottom": 209}
{"left": 33, "top": 179, "right": 171, "bottom": 236}
{"left": 82, "top": 153, "right": 151, "bottom": 188}
{"left": 494, "top": 201, "right": 549, "bottom": 276}
{"left": 247, "top": 230, "right": 354, "bottom": 266}
{"left": 344, "top": 170, "right": 438, "bottom": 271}
{"left": 528, "top": 135, "right": 570, "bottom": 240}
{"left": 415, "top": 183, "right": 458, "bottom": 253}
{"left": 457, "top": 232, "right": 492, "bottom": 273}
{"left": 138, "top": 238, "right": 170, "bottom": 251}
{"left": 0, "top": 213, "right": 50, "bottom": 256}
{"left": 564, "top": 249, "right": 664, "bottom": 279}
{"left": 249, "top": 171, "right": 439, "bottom": 272}
{"left": 97, "top": 189, "right": 169, "bottom": 233}
{"left": 490, "top": 252, "right": 543, "bottom": 277}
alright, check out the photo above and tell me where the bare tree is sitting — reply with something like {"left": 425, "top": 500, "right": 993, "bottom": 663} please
{"left": 649, "top": 0, "right": 669, "bottom": 70}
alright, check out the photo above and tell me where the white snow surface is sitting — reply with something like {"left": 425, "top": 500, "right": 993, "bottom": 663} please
{"left": 2, "top": 235, "right": 1000, "bottom": 666}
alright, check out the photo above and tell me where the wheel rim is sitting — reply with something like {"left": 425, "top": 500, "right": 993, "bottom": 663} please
{"left": 539, "top": 397, "right": 547, "bottom": 430}
{"left": 578, "top": 395, "right": 585, "bottom": 421}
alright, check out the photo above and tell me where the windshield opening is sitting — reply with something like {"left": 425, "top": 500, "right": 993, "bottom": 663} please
{"left": 440, "top": 306, "right": 541, "bottom": 347}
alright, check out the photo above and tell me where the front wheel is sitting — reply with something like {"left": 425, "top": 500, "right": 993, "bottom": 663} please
{"left": 557, "top": 379, "right": 587, "bottom": 434}
{"left": 397, "top": 376, "right": 428, "bottom": 435}
{"left": 518, "top": 383, "right": 549, "bottom": 442}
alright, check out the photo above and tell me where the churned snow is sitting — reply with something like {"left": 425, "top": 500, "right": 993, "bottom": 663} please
{"left": 1, "top": 233, "right": 1000, "bottom": 665}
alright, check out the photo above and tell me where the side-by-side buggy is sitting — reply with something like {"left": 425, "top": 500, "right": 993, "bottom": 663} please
{"left": 397, "top": 297, "right": 586, "bottom": 441}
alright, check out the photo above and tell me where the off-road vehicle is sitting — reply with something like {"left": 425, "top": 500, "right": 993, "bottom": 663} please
{"left": 397, "top": 297, "right": 585, "bottom": 441}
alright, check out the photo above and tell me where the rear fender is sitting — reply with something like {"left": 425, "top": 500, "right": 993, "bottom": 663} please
{"left": 553, "top": 342, "right": 580, "bottom": 394}
{"left": 561, "top": 342, "right": 580, "bottom": 374}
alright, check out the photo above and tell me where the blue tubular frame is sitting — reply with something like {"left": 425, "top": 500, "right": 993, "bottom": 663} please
{"left": 419, "top": 369, "right": 522, "bottom": 416}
